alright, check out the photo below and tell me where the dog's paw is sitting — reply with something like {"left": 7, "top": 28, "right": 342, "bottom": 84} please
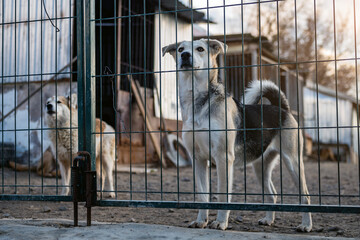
{"left": 296, "top": 224, "right": 312, "bottom": 232}
{"left": 107, "top": 192, "right": 115, "bottom": 198}
{"left": 61, "top": 189, "right": 70, "bottom": 196}
{"left": 188, "top": 220, "right": 208, "bottom": 228}
{"left": 208, "top": 220, "right": 228, "bottom": 230}
{"left": 258, "top": 217, "right": 274, "bottom": 226}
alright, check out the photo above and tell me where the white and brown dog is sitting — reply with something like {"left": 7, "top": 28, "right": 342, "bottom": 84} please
{"left": 45, "top": 93, "right": 116, "bottom": 198}
{"left": 162, "top": 39, "right": 312, "bottom": 232}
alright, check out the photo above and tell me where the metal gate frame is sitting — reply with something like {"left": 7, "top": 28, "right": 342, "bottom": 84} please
{"left": 74, "top": 0, "right": 96, "bottom": 226}
{"left": 0, "top": 0, "right": 92, "bottom": 223}
{"left": 78, "top": 0, "right": 360, "bottom": 226}
{"left": 0, "top": 0, "right": 74, "bottom": 203}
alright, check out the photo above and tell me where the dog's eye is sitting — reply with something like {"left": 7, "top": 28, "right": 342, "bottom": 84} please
{"left": 197, "top": 47, "right": 204, "bottom": 52}
{"left": 178, "top": 47, "right": 184, "bottom": 53}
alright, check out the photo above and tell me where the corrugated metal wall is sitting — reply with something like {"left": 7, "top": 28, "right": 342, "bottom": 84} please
{"left": 153, "top": 12, "right": 191, "bottom": 120}
{"left": 0, "top": 0, "right": 74, "bottom": 164}
{"left": 0, "top": 0, "right": 74, "bottom": 83}
{"left": 304, "top": 87, "right": 354, "bottom": 148}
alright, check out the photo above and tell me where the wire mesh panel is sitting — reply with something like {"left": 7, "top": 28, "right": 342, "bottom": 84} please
{"left": 0, "top": 0, "right": 359, "bottom": 232}
{"left": 91, "top": 0, "right": 360, "bottom": 224}
{"left": 0, "top": 0, "right": 76, "bottom": 201}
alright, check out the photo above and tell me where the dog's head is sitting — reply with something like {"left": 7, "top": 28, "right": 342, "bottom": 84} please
{"left": 162, "top": 39, "right": 227, "bottom": 71}
{"left": 45, "top": 93, "right": 77, "bottom": 125}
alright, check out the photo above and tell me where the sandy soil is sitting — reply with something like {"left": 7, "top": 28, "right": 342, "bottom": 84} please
{"left": 0, "top": 161, "right": 359, "bottom": 238}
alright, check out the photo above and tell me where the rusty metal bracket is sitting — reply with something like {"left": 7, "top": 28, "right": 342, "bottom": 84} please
{"left": 72, "top": 151, "right": 96, "bottom": 226}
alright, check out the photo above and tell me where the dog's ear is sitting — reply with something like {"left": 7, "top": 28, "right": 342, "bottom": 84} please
{"left": 206, "top": 39, "right": 228, "bottom": 56}
{"left": 162, "top": 42, "right": 182, "bottom": 58}
{"left": 67, "top": 93, "right": 78, "bottom": 109}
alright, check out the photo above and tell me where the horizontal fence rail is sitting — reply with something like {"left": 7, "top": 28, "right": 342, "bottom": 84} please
{"left": 96, "top": 200, "right": 360, "bottom": 214}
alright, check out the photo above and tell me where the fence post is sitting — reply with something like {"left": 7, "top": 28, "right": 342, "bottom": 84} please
{"left": 84, "top": 0, "right": 96, "bottom": 170}
{"left": 75, "top": 0, "right": 96, "bottom": 227}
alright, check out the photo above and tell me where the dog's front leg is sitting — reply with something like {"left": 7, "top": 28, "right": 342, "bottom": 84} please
{"left": 59, "top": 163, "right": 70, "bottom": 196}
{"left": 189, "top": 158, "right": 209, "bottom": 229}
{"left": 209, "top": 156, "right": 234, "bottom": 230}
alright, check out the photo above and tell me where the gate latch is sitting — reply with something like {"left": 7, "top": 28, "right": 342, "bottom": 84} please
{"left": 72, "top": 151, "right": 96, "bottom": 226}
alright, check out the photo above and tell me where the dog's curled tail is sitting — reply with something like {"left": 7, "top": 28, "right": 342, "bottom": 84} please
{"left": 242, "top": 80, "right": 290, "bottom": 111}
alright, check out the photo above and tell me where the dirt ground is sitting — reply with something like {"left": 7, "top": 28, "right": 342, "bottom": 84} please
{"left": 0, "top": 161, "right": 359, "bottom": 238}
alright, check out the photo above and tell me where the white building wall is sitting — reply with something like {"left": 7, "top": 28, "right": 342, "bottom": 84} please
{"left": 304, "top": 87, "right": 353, "bottom": 148}
{"left": 0, "top": 0, "right": 74, "bottom": 83}
{"left": 153, "top": 13, "right": 192, "bottom": 120}
{"left": 351, "top": 109, "right": 359, "bottom": 155}
{"left": 0, "top": 0, "right": 74, "bottom": 164}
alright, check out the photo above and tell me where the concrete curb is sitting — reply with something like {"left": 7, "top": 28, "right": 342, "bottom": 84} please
{"left": 0, "top": 219, "right": 358, "bottom": 240}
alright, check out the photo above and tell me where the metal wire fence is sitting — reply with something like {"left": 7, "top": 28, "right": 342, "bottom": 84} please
{"left": 0, "top": 0, "right": 360, "bottom": 228}
{"left": 0, "top": 0, "right": 76, "bottom": 201}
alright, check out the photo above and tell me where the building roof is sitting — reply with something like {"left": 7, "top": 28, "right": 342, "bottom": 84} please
{"left": 151, "top": 0, "right": 212, "bottom": 23}
{"left": 306, "top": 81, "right": 358, "bottom": 104}
{"left": 195, "top": 33, "right": 272, "bottom": 49}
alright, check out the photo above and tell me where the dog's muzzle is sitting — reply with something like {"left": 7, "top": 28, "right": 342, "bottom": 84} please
{"left": 46, "top": 103, "right": 55, "bottom": 114}
{"left": 180, "top": 52, "right": 192, "bottom": 69}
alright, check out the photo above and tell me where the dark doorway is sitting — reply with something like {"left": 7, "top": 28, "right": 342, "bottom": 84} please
{"left": 120, "top": 0, "right": 155, "bottom": 91}
{"left": 94, "top": 0, "right": 155, "bottom": 129}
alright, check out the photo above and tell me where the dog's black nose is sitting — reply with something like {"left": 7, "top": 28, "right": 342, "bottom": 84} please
{"left": 46, "top": 103, "right": 53, "bottom": 111}
{"left": 181, "top": 52, "right": 191, "bottom": 60}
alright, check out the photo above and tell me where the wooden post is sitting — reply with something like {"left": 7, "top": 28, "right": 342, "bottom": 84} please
{"left": 128, "top": 75, "right": 167, "bottom": 168}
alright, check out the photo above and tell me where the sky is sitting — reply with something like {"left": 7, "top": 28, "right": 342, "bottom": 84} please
{"left": 180, "top": 0, "right": 360, "bottom": 37}
{"left": 179, "top": 0, "right": 360, "bottom": 97}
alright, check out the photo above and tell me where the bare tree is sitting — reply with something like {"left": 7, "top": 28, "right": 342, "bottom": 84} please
{"left": 247, "top": 0, "right": 356, "bottom": 94}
